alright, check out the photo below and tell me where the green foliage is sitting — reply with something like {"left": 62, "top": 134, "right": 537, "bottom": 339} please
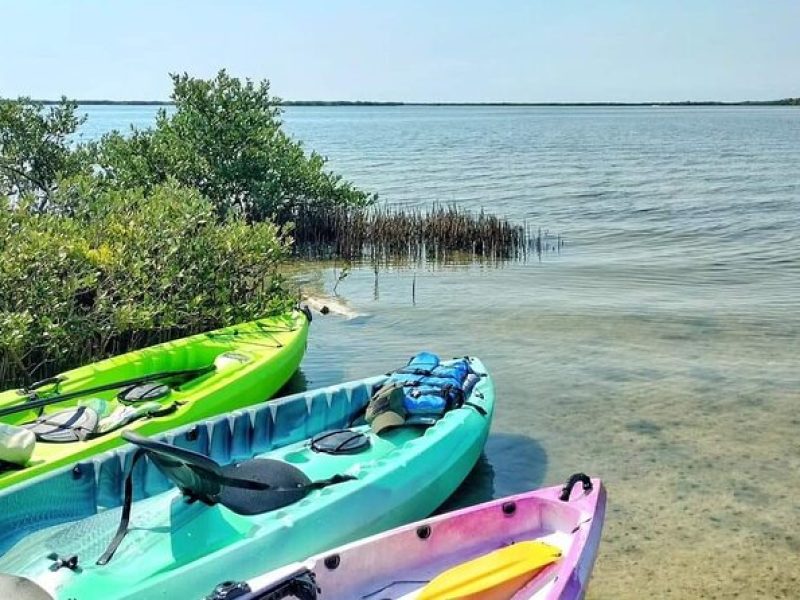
{"left": 0, "top": 97, "right": 88, "bottom": 206}
{"left": 0, "top": 71, "right": 376, "bottom": 386}
{"left": 0, "top": 181, "right": 292, "bottom": 387}
{"left": 96, "top": 70, "right": 375, "bottom": 222}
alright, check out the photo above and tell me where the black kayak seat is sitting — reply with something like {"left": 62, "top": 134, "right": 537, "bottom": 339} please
{"left": 121, "top": 431, "right": 353, "bottom": 515}
{"left": 96, "top": 432, "right": 355, "bottom": 566}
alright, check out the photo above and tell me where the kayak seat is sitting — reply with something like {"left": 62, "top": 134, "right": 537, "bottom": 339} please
{"left": 122, "top": 431, "right": 355, "bottom": 515}
{"left": 24, "top": 406, "right": 99, "bottom": 443}
{"left": 216, "top": 459, "right": 315, "bottom": 515}
{"left": 96, "top": 432, "right": 355, "bottom": 565}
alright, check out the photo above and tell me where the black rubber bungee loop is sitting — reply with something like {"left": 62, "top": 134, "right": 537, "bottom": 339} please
{"left": 559, "top": 472, "right": 593, "bottom": 501}
{"left": 463, "top": 401, "right": 487, "bottom": 416}
{"left": 299, "top": 304, "right": 313, "bottom": 324}
{"left": 1, "top": 365, "right": 215, "bottom": 420}
{"left": 20, "top": 376, "right": 64, "bottom": 396}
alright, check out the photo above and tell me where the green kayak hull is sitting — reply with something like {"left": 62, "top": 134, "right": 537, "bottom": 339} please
{"left": 0, "top": 311, "right": 309, "bottom": 491}
{"left": 0, "top": 357, "right": 494, "bottom": 600}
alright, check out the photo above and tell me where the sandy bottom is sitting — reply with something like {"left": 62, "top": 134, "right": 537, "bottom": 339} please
{"left": 486, "top": 315, "right": 799, "bottom": 599}
{"left": 296, "top": 266, "right": 799, "bottom": 599}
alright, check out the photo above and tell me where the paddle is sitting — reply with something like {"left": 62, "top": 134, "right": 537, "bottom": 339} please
{"left": 0, "top": 365, "right": 216, "bottom": 420}
{"left": 416, "top": 541, "right": 561, "bottom": 600}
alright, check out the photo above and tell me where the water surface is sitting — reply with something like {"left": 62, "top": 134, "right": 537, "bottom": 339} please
{"left": 81, "top": 105, "right": 800, "bottom": 598}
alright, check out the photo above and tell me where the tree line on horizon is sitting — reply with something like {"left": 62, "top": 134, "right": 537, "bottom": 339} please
{"left": 8, "top": 97, "right": 799, "bottom": 107}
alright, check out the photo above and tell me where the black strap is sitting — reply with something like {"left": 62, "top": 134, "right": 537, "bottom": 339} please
{"left": 96, "top": 448, "right": 146, "bottom": 565}
{"left": 28, "top": 406, "right": 97, "bottom": 442}
{"left": 407, "top": 383, "right": 466, "bottom": 408}
{"left": 463, "top": 401, "right": 488, "bottom": 416}
{"left": 206, "top": 319, "right": 298, "bottom": 349}
{"left": 20, "top": 376, "right": 63, "bottom": 394}
{"left": 391, "top": 367, "right": 434, "bottom": 377}
{"left": 306, "top": 474, "right": 355, "bottom": 490}
{"left": 220, "top": 472, "right": 354, "bottom": 494}
{"left": 347, "top": 401, "right": 369, "bottom": 427}
{"left": 251, "top": 571, "right": 318, "bottom": 600}
{"left": 96, "top": 453, "right": 355, "bottom": 566}
{"left": 197, "top": 466, "right": 355, "bottom": 495}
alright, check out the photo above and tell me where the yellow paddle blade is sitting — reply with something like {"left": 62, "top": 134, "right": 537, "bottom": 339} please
{"left": 418, "top": 541, "right": 561, "bottom": 600}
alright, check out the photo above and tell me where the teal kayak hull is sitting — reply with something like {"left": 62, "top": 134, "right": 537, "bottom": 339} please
{"left": 0, "top": 357, "right": 494, "bottom": 600}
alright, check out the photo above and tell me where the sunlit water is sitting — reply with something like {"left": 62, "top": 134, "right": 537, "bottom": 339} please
{"left": 80, "top": 105, "right": 800, "bottom": 598}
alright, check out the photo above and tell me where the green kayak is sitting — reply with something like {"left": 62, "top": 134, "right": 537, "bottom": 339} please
{"left": 0, "top": 310, "right": 309, "bottom": 491}
{"left": 0, "top": 355, "right": 494, "bottom": 600}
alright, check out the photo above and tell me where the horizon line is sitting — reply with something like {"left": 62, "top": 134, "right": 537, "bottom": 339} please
{"left": 10, "top": 97, "right": 800, "bottom": 107}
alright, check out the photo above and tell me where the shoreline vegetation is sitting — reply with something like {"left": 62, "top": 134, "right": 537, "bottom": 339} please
{"left": 293, "top": 204, "right": 556, "bottom": 263}
{"left": 0, "top": 70, "right": 538, "bottom": 388}
{"left": 24, "top": 98, "right": 800, "bottom": 107}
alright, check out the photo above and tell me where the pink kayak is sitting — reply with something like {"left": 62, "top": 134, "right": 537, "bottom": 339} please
{"left": 206, "top": 473, "right": 606, "bottom": 600}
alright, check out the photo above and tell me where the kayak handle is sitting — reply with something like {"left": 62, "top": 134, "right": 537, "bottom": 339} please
{"left": 20, "top": 376, "right": 64, "bottom": 395}
{"left": 299, "top": 304, "right": 313, "bottom": 323}
{"left": 559, "top": 473, "right": 592, "bottom": 501}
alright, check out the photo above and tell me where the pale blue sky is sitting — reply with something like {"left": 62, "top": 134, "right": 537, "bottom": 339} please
{"left": 1, "top": 0, "right": 798, "bottom": 102}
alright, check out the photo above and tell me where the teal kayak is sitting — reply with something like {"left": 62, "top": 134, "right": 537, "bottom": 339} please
{"left": 0, "top": 356, "right": 494, "bottom": 600}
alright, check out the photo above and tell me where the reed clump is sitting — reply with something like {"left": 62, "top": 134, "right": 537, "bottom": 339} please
{"left": 292, "top": 204, "right": 555, "bottom": 264}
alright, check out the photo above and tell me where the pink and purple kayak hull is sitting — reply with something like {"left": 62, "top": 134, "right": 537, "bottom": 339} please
{"left": 223, "top": 473, "right": 606, "bottom": 600}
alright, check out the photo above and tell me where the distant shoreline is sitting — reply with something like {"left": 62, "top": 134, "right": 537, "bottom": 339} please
{"left": 26, "top": 98, "right": 800, "bottom": 107}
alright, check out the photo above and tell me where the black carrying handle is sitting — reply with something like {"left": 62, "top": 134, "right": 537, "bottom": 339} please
{"left": 559, "top": 472, "right": 593, "bottom": 501}
{"left": 298, "top": 304, "right": 313, "bottom": 324}
{"left": 20, "top": 376, "right": 64, "bottom": 394}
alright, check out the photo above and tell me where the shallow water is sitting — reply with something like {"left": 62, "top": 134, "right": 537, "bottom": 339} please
{"left": 81, "top": 105, "right": 800, "bottom": 598}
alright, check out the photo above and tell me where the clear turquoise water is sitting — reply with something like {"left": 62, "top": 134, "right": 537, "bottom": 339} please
{"left": 80, "top": 105, "right": 800, "bottom": 598}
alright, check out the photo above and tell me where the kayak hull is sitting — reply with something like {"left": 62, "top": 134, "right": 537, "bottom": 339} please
{"left": 238, "top": 475, "right": 605, "bottom": 600}
{"left": 0, "top": 357, "right": 495, "bottom": 600}
{"left": 0, "top": 311, "right": 309, "bottom": 491}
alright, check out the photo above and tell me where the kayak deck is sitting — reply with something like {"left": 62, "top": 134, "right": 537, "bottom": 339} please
{"left": 0, "top": 425, "right": 419, "bottom": 586}
{"left": 340, "top": 531, "right": 573, "bottom": 599}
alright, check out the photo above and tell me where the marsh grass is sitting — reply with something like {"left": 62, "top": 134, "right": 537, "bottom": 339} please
{"left": 291, "top": 204, "right": 562, "bottom": 265}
